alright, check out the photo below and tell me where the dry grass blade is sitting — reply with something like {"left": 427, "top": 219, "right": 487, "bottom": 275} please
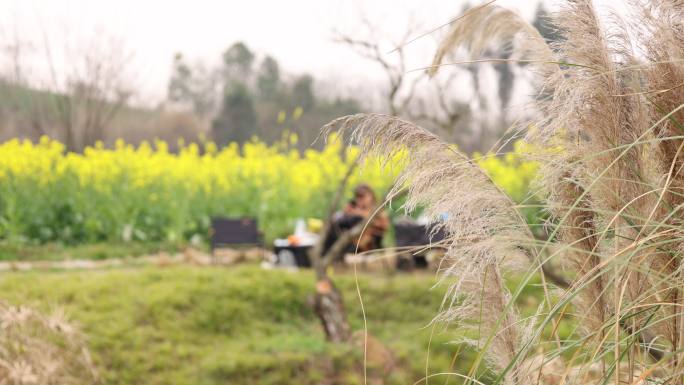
{"left": 320, "top": 0, "right": 684, "bottom": 383}
{"left": 423, "top": 0, "right": 684, "bottom": 383}
{"left": 0, "top": 301, "right": 99, "bottom": 384}
{"left": 429, "top": 5, "right": 554, "bottom": 77}
{"left": 322, "top": 113, "right": 534, "bottom": 382}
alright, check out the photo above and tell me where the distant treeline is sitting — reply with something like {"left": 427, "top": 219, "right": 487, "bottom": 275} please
{"left": 0, "top": 40, "right": 361, "bottom": 153}
{"left": 168, "top": 42, "right": 362, "bottom": 151}
{"left": 0, "top": 4, "right": 557, "bottom": 154}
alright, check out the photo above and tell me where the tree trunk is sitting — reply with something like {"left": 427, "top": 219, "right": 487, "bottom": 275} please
{"left": 313, "top": 277, "right": 351, "bottom": 343}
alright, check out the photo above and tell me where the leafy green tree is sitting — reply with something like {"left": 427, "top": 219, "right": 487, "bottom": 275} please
{"left": 168, "top": 41, "right": 364, "bottom": 149}
{"left": 167, "top": 53, "right": 217, "bottom": 118}
{"left": 493, "top": 50, "right": 514, "bottom": 115}
{"left": 256, "top": 55, "right": 281, "bottom": 100}
{"left": 533, "top": 4, "right": 562, "bottom": 44}
{"left": 291, "top": 74, "right": 315, "bottom": 110}
{"left": 222, "top": 42, "right": 255, "bottom": 80}
{"left": 167, "top": 53, "right": 192, "bottom": 103}
{"left": 211, "top": 81, "right": 257, "bottom": 146}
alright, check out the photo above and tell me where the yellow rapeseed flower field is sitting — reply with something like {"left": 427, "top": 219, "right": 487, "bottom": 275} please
{"left": 0, "top": 135, "right": 398, "bottom": 244}
{"left": 0, "top": 135, "right": 538, "bottom": 245}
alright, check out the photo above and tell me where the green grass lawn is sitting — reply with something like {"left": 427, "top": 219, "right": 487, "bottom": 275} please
{"left": 0, "top": 241, "right": 188, "bottom": 261}
{"left": 0, "top": 264, "right": 549, "bottom": 384}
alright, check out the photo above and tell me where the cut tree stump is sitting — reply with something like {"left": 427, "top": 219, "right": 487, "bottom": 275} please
{"left": 313, "top": 277, "right": 351, "bottom": 343}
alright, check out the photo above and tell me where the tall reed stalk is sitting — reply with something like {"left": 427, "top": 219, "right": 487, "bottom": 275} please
{"left": 325, "top": 1, "right": 684, "bottom": 383}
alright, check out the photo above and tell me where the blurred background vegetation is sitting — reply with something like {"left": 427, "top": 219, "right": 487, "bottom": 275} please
{"left": 0, "top": 3, "right": 557, "bottom": 250}
{"left": 0, "top": 134, "right": 542, "bottom": 252}
{"left": 0, "top": 1, "right": 561, "bottom": 384}
{"left": 0, "top": 3, "right": 558, "bottom": 154}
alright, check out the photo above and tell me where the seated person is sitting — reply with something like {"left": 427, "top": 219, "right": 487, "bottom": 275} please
{"left": 323, "top": 184, "right": 389, "bottom": 259}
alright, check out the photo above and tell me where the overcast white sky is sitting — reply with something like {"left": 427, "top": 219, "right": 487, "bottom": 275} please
{"left": 0, "top": 0, "right": 628, "bottom": 104}
{"left": 0, "top": 0, "right": 542, "bottom": 100}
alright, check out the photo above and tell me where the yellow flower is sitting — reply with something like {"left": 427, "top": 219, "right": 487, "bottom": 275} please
{"left": 277, "top": 110, "right": 286, "bottom": 124}
{"left": 292, "top": 106, "right": 303, "bottom": 121}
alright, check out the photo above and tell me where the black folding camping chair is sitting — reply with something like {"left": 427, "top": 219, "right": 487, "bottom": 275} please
{"left": 210, "top": 217, "right": 263, "bottom": 251}
{"left": 394, "top": 220, "right": 447, "bottom": 270}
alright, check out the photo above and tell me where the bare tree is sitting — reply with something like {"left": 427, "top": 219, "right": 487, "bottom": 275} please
{"left": 168, "top": 53, "right": 221, "bottom": 121}
{"left": 41, "top": 29, "right": 134, "bottom": 151}
{"left": 308, "top": 162, "right": 357, "bottom": 343}
{"left": 336, "top": 8, "right": 534, "bottom": 154}
{"left": 308, "top": 158, "right": 389, "bottom": 343}
{"left": 0, "top": 23, "right": 135, "bottom": 151}
{"left": 335, "top": 36, "right": 416, "bottom": 117}
{"left": 410, "top": 70, "right": 474, "bottom": 148}
{"left": 334, "top": 18, "right": 421, "bottom": 118}
{"left": 335, "top": 20, "right": 473, "bottom": 149}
